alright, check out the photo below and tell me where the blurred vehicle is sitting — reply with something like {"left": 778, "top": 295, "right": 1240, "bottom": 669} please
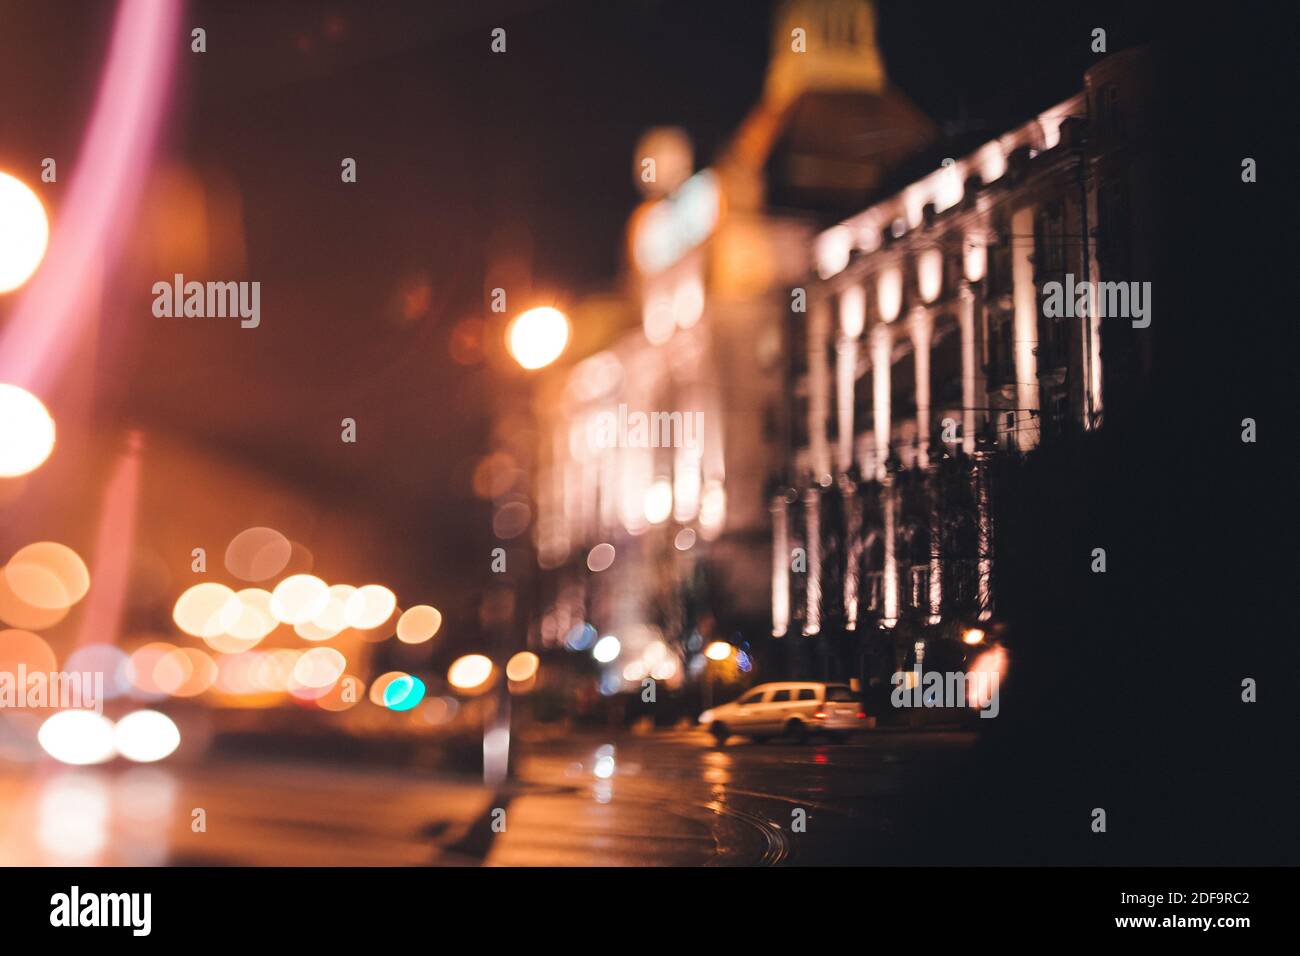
{"left": 698, "top": 682, "right": 866, "bottom": 745}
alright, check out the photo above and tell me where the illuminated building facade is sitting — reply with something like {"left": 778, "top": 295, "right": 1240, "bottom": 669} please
{"left": 776, "top": 47, "right": 1155, "bottom": 682}
{"left": 516, "top": 0, "right": 935, "bottom": 693}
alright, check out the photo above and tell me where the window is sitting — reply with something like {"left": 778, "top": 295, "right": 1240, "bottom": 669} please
{"left": 910, "top": 566, "right": 930, "bottom": 610}
{"left": 1050, "top": 392, "right": 1070, "bottom": 434}
{"left": 739, "top": 690, "right": 766, "bottom": 705}
{"left": 986, "top": 310, "right": 1015, "bottom": 386}
{"left": 1035, "top": 201, "right": 1067, "bottom": 276}
{"left": 797, "top": 688, "right": 817, "bottom": 701}
{"left": 1005, "top": 412, "right": 1019, "bottom": 453}
{"left": 825, "top": 685, "right": 856, "bottom": 702}
{"left": 771, "top": 689, "right": 792, "bottom": 702}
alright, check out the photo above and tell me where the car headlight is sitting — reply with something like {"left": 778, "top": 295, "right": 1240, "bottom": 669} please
{"left": 698, "top": 709, "right": 715, "bottom": 724}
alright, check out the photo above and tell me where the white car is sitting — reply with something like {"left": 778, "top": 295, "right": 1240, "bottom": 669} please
{"left": 699, "top": 682, "right": 865, "bottom": 745}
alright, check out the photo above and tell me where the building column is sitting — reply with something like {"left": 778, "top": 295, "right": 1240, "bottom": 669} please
{"left": 836, "top": 286, "right": 866, "bottom": 474}
{"left": 808, "top": 297, "right": 832, "bottom": 481}
{"left": 870, "top": 324, "right": 892, "bottom": 481}
{"left": 910, "top": 306, "right": 933, "bottom": 467}
{"left": 881, "top": 472, "right": 898, "bottom": 628}
{"left": 1082, "top": 171, "right": 1103, "bottom": 428}
{"left": 837, "top": 286, "right": 868, "bottom": 476}
{"left": 840, "top": 476, "right": 862, "bottom": 631}
{"left": 802, "top": 486, "right": 822, "bottom": 636}
{"left": 770, "top": 495, "right": 790, "bottom": 637}
{"left": 958, "top": 280, "right": 979, "bottom": 455}
{"left": 1010, "top": 204, "right": 1040, "bottom": 449}
{"left": 835, "top": 336, "right": 858, "bottom": 475}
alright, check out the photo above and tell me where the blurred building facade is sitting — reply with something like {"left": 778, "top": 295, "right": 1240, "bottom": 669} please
{"left": 778, "top": 47, "right": 1157, "bottom": 688}
{"left": 514, "top": 0, "right": 935, "bottom": 694}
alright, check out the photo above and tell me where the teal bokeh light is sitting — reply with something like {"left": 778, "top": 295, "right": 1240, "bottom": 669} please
{"left": 384, "top": 675, "right": 426, "bottom": 711}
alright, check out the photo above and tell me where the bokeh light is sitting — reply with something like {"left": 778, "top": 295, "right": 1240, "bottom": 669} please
{"left": 173, "top": 582, "right": 240, "bottom": 638}
{"left": 506, "top": 306, "right": 570, "bottom": 370}
{"left": 315, "top": 674, "right": 363, "bottom": 712}
{"left": 208, "top": 587, "right": 277, "bottom": 652}
{"left": 383, "top": 674, "right": 426, "bottom": 711}
{"left": 564, "top": 622, "right": 597, "bottom": 651}
{"left": 0, "top": 384, "right": 56, "bottom": 477}
{"left": 270, "top": 574, "right": 331, "bottom": 625}
{"left": 224, "top": 526, "right": 292, "bottom": 582}
{"left": 506, "top": 650, "right": 539, "bottom": 683}
{"left": 127, "top": 641, "right": 180, "bottom": 699}
{"left": 586, "top": 543, "right": 615, "bottom": 573}
{"left": 292, "top": 647, "right": 346, "bottom": 689}
{"left": 0, "top": 566, "right": 69, "bottom": 629}
{"left": 704, "top": 640, "right": 732, "bottom": 661}
{"left": 37, "top": 710, "right": 115, "bottom": 765}
{"left": 64, "top": 644, "right": 131, "bottom": 700}
{"left": 113, "top": 709, "right": 181, "bottom": 762}
{"left": 153, "top": 646, "right": 217, "bottom": 697}
{"left": 368, "top": 671, "right": 408, "bottom": 706}
{"left": 492, "top": 499, "right": 531, "bottom": 539}
{"left": 643, "top": 479, "right": 673, "bottom": 524}
{"left": 344, "top": 584, "right": 396, "bottom": 630}
{"left": 38, "top": 774, "right": 109, "bottom": 861}
{"left": 395, "top": 604, "right": 442, "bottom": 644}
{"left": 448, "top": 654, "right": 493, "bottom": 691}
{"left": 4, "top": 541, "right": 89, "bottom": 610}
{"left": 256, "top": 649, "right": 302, "bottom": 693}
{"left": 967, "top": 645, "right": 1008, "bottom": 710}
{"left": 592, "top": 635, "right": 621, "bottom": 663}
{"left": 0, "top": 171, "right": 49, "bottom": 293}
{"left": 0, "top": 628, "right": 58, "bottom": 678}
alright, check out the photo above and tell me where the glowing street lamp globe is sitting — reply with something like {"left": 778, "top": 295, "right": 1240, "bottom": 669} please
{"left": 0, "top": 384, "right": 56, "bottom": 477}
{"left": 0, "top": 171, "right": 49, "bottom": 293}
{"left": 704, "top": 640, "right": 733, "bottom": 661}
{"left": 507, "top": 306, "right": 570, "bottom": 370}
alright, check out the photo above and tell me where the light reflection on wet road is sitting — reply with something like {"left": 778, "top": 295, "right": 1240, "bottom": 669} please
{"left": 0, "top": 730, "right": 975, "bottom": 866}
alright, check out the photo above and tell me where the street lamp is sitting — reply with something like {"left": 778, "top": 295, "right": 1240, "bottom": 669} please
{"left": 701, "top": 641, "right": 733, "bottom": 711}
{"left": 506, "top": 306, "right": 570, "bottom": 370}
{"left": 0, "top": 383, "right": 56, "bottom": 477}
{"left": 704, "top": 640, "right": 732, "bottom": 661}
{"left": 0, "top": 171, "right": 49, "bottom": 294}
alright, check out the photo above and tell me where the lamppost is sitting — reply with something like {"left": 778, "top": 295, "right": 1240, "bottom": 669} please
{"left": 478, "top": 305, "right": 569, "bottom": 785}
{"left": 703, "top": 640, "right": 732, "bottom": 710}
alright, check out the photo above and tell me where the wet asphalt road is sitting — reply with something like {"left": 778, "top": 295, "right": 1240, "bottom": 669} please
{"left": 0, "top": 729, "right": 975, "bottom": 866}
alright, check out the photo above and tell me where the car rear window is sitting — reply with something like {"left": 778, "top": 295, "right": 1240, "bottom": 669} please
{"left": 797, "top": 689, "right": 816, "bottom": 701}
{"left": 824, "top": 685, "right": 856, "bottom": 702}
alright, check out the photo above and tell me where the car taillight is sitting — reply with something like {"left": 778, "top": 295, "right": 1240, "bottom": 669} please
{"left": 856, "top": 711, "right": 867, "bottom": 719}
{"left": 814, "top": 711, "right": 827, "bottom": 719}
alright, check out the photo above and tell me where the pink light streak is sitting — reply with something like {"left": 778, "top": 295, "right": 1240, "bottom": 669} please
{"left": 0, "top": 0, "right": 180, "bottom": 393}
{"left": 73, "top": 430, "right": 142, "bottom": 650}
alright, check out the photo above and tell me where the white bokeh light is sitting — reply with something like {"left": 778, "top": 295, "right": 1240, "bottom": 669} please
{"left": 0, "top": 171, "right": 49, "bottom": 293}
